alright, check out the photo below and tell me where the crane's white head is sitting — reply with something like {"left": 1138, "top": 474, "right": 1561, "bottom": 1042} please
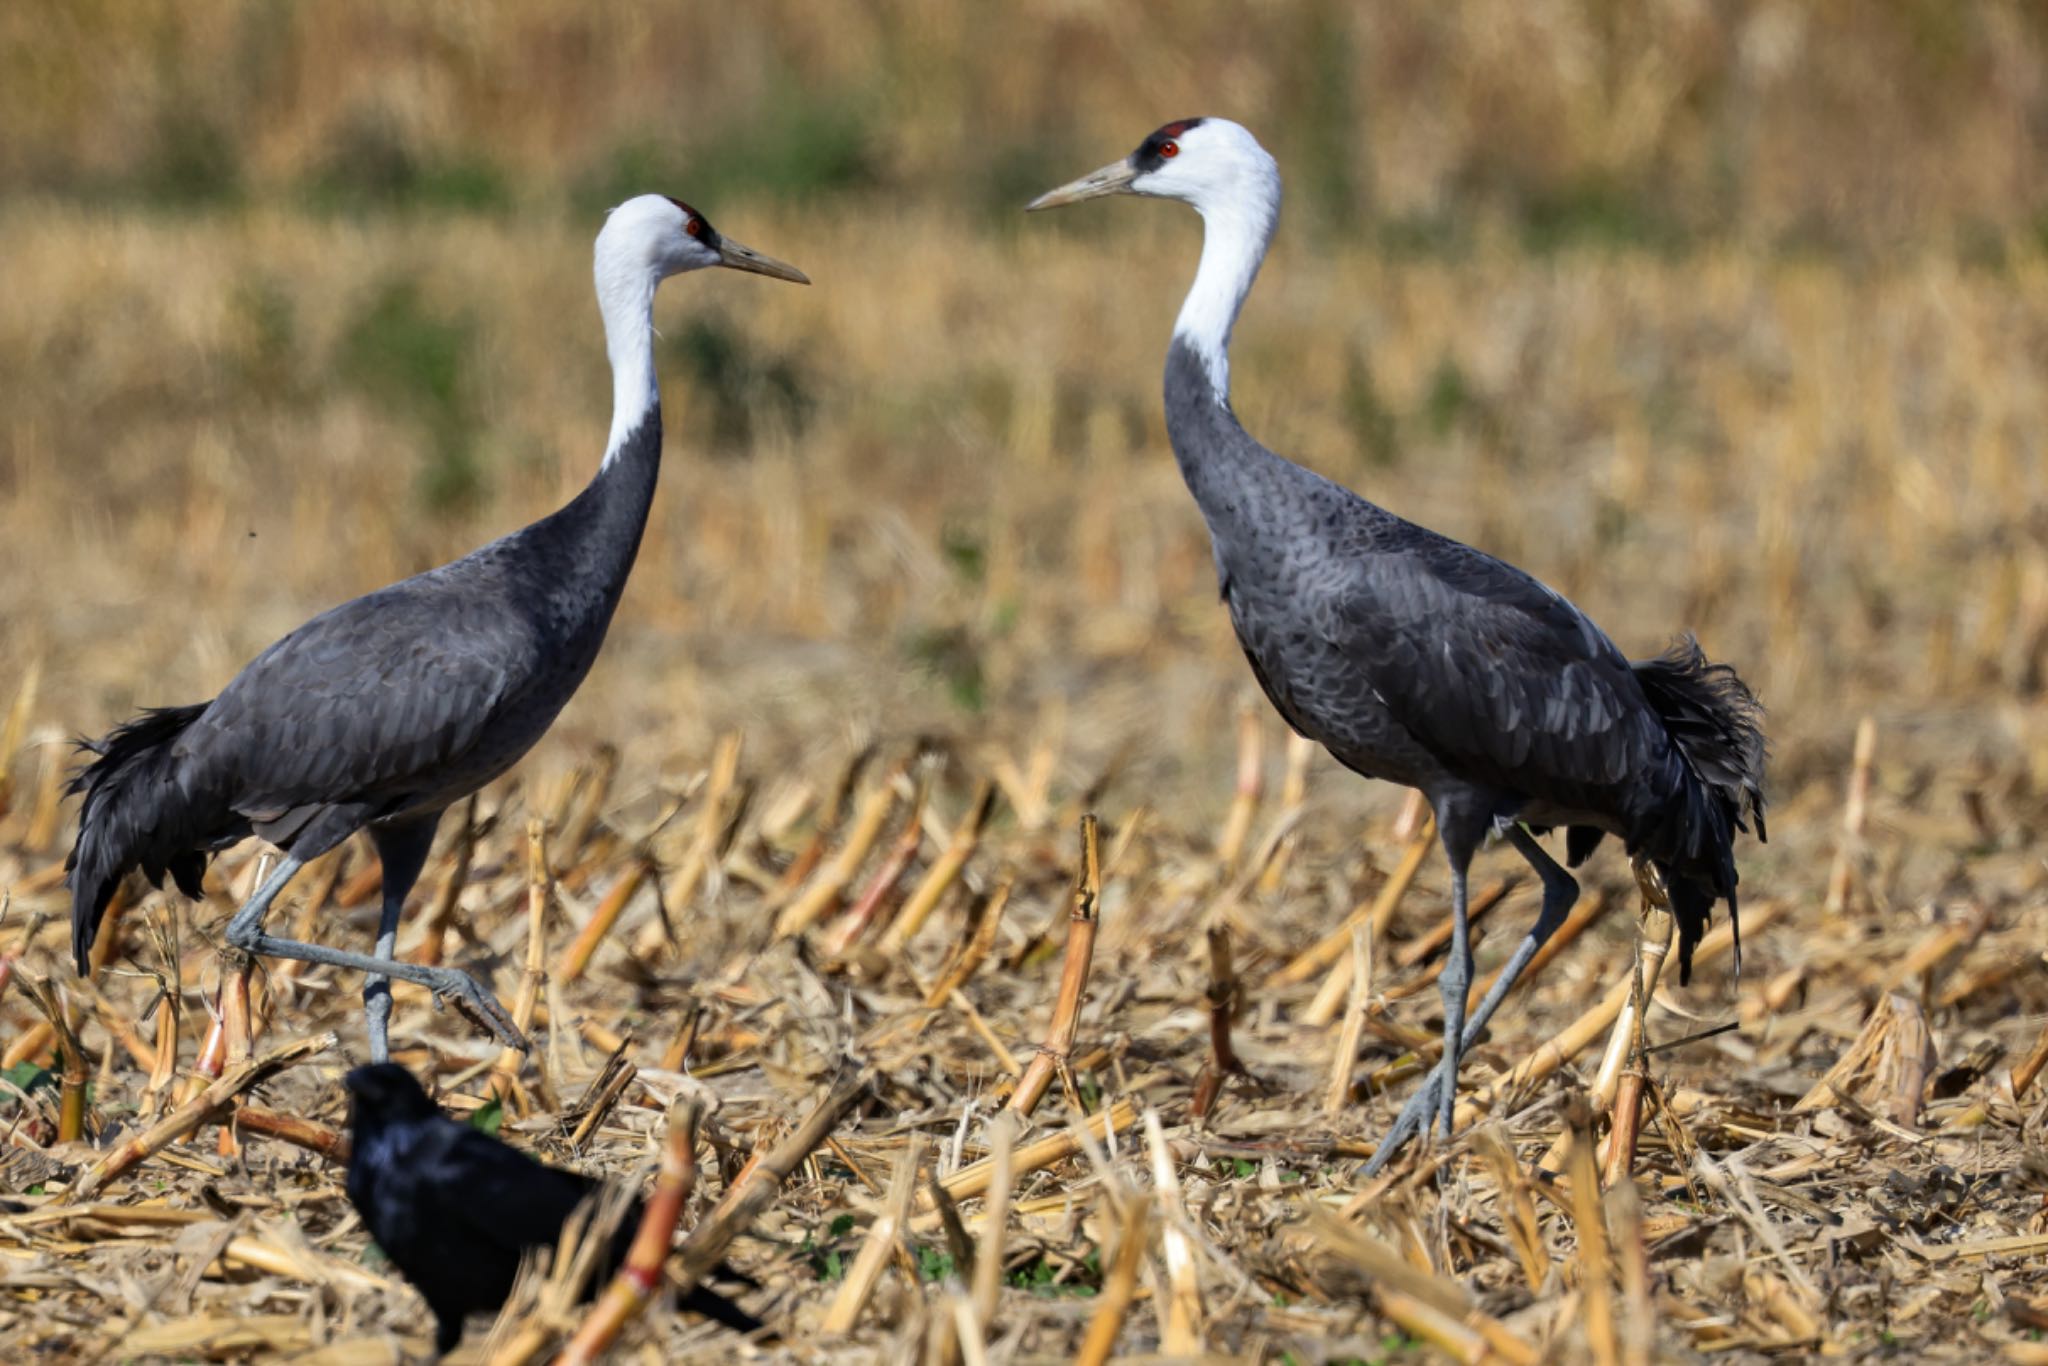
{"left": 596, "top": 194, "right": 810, "bottom": 287}
{"left": 1028, "top": 119, "right": 1281, "bottom": 397}
{"left": 1025, "top": 118, "right": 1280, "bottom": 220}
{"left": 593, "top": 195, "right": 807, "bottom": 465}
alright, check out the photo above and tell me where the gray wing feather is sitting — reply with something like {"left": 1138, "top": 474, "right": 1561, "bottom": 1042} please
{"left": 1316, "top": 532, "right": 1666, "bottom": 804}
{"left": 179, "top": 577, "right": 531, "bottom": 818}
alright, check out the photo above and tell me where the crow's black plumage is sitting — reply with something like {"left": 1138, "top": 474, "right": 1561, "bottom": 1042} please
{"left": 343, "top": 1063, "right": 762, "bottom": 1355}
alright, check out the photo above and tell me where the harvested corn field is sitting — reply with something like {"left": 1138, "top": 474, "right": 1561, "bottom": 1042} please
{"left": 5, "top": 3, "right": 2048, "bottom": 1362}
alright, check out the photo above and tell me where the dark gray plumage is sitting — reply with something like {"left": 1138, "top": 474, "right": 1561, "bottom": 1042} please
{"left": 1031, "top": 118, "right": 1766, "bottom": 1166}
{"left": 68, "top": 195, "right": 808, "bottom": 1060}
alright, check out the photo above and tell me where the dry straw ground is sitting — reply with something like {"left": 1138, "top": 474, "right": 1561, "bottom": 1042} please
{"left": 5, "top": 3, "right": 2048, "bottom": 1363}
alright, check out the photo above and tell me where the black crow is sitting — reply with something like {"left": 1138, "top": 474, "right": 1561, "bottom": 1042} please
{"left": 343, "top": 1062, "right": 762, "bottom": 1355}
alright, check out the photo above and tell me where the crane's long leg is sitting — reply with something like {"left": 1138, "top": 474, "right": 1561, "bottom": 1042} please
{"left": 1364, "top": 824, "right": 1580, "bottom": 1174}
{"left": 1433, "top": 839, "right": 1476, "bottom": 1144}
{"left": 364, "top": 818, "right": 440, "bottom": 1063}
{"left": 222, "top": 846, "right": 524, "bottom": 1051}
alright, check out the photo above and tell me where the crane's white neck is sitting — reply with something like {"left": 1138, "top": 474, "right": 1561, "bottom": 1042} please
{"left": 596, "top": 254, "right": 661, "bottom": 468}
{"left": 1172, "top": 185, "right": 1279, "bottom": 400}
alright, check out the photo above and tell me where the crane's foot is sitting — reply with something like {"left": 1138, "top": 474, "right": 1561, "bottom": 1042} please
{"left": 423, "top": 967, "right": 527, "bottom": 1051}
{"left": 1362, "top": 1057, "right": 1457, "bottom": 1175}
{"left": 231, "top": 927, "right": 528, "bottom": 1052}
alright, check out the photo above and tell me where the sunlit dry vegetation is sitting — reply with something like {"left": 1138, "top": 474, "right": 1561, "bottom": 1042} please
{"left": 4, "top": 3, "right": 2048, "bottom": 1361}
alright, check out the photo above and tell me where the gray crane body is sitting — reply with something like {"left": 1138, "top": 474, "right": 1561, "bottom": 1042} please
{"left": 1167, "top": 339, "right": 1706, "bottom": 859}
{"left": 177, "top": 416, "right": 658, "bottom": 856}
{"left": 1032, "top": 118, "right": 1765, "bottom": 1167}
{"left": 67, "top": 196, "right": 807, "bottom": 1060}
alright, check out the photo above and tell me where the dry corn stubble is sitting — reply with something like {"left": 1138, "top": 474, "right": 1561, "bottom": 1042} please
{"left": 6, "top": 11, "right": 2048, "bottom": 1352}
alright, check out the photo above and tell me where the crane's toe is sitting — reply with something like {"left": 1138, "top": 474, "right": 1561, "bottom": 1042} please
{"left": 423, "top": 968, "right": 527, "bottom": 1051}
{"left": 1363, "top": 1059, "right": 1455, "bottom": 1175}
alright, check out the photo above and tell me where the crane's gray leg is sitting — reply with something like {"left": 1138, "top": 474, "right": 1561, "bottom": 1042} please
{"left": 1364, "top": 823, "right": 1580, "bottom": 1174}
{"left": 1433, "top": 836, "right": 1477, "bottom": 1143}
{"left": 222, "top": 852, "right": 309, "bottom": 958}
{"left": 222, "top": 843, "right": 524, "bottom": 1052}
{"left": 363, "top": 818, "right": 440, "bottom": 1063}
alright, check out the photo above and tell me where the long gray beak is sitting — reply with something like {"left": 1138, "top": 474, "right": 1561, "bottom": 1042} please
{"left": 1026, "top": 158, "right": 1138, "bottom": 212}
{"left": 717, "top": 236, "right": 810, "bottom": 284}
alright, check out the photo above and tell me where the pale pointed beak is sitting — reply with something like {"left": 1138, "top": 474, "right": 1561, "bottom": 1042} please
{"left": 1026, "top": 158, "right": 1138, "bottom": 212}
{"left": 716, "top": 236, "right": 811, "bottom": 284}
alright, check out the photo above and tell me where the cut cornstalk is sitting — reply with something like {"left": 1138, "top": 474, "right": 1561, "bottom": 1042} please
{"left": 676, "top": 1071, "right": 870, "bottom": 1289}
{"left": 1008, "top": 815, "right": 1101, "bottom": 1118}
{"left": 139, "top": 911, "right": 183, "bottom": 1119}
{"left": 775, "top": 744, "right": 873, "bottom": 895}
{"left": 883, "top": 780, "right": 996, "bottom": 953}
{"left": 414, "top": 794, "right": 478, "bottom": 967}
{"left": 924, "top": 878, "right": 1014, "bottom": 1007}
{"left": 1324, "top": 923, "right": 1373, "bottom": 1118}
{"left": 1564, "top": 1094, "right": 1619, "bottom": 1366}
{"left": 0, "top": 659, "right": 40, "bottom": 818}
{"left": 823, "top": 781, "right": 927, "bottom": 957}
{"left": 66, "top": 1031, "right": 336, "bottom": 1201}
{"left": 1306, "top": 1206, "right": 1539, "bottom": 1365}
{"left": 234, "top": 1105, "right": 349, "bottom": 1162}
{"left": 774, "top": 763, "right": 902, "bottom": 940}
{"left": 1073, "top": 1193, "right": 1149, "bottom": 1366}
{"left": 935, "top": 1098, "right": 1138, "bottom": 1206}
{"left": 662, "top": 732, "right": 745, "bottom": 924}
{"left": 1592, "top": 899, "right": 1675, "bottom": 1178}
{"left": 549, "top": 1096, "right": 706, "bottom": 1366}
{"left": 1822, "top": 715, "right": 1876, "bottom": 917}
{"left": 1191, "top": 924, "right": 1249, "bottom": 1122}
{"left": 969, "top": 1112, "right": 1018, "bottom": 1330}
{"left": 565, "top": 1047, "right": 637, "bottom": 1148}
{"left": 553, "top": 743, "right": 619, "bottom": 877}
{"left": 1257, "top": 733, "right": 1316, "bottom": 894}
{"left": 1144, "top": 1110, "right": 1203, "bottom": 1353}
{"left": 1213, "top": 701, "right": 1263, "bottom": 874}
{"left": 822, "top": 1136, "right": 924, "bottom": 1333}
{"left": 22, "top": 744, "right": 66, "bottom": 852}
{"left": 19, "top": 974, "right": 87, "bottom": 1143}
{"left": 2012, "top": 1019, "right": 2048, "bottom": 1101}
{"left": 1472, "top": 1127, "right": 1547, "bottom": 1293}
{"left": 558, "top": 852, "right": 653, "bottom": 984}
{"left": 1608, "top": 1176, "right": 1654, "bottom": 1366}
{"left": 489, "top": 820, "right": 550, "bottom": 1106}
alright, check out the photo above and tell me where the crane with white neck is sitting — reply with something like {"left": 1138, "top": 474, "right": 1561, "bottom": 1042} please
{"left": 68, "top": 195, "right": 808, "bottom": 1062}
{"left": 1029, "top": 119, "right": 1766, "bottom": 1167}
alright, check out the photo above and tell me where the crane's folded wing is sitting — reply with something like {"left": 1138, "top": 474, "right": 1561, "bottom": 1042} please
{"left": 176, "top": 578, "right": 526, "bottom": 819}
{"left": 1316, "top": 535, "right": 1669, "bottom": 809}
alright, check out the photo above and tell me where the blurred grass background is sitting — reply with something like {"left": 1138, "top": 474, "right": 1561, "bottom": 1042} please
{"left": 3, "top": 0, "right": 2047, "bottom": 847}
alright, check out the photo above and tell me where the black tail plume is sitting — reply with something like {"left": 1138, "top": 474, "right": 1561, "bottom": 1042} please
{"left": 1655, "top": 862, "right": 1734, "bottom": 987}
{"left": 66, "top": 703, "right": 212, "bottom": 973}
{"left": 1632, "top": 637, "right": 1767, "bottom": 983}
{"left": 1632, "top": 636, "right": 1767, "bottom": 843}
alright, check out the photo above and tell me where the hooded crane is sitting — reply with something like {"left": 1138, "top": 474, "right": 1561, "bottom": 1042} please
{"left": 68, "top": 196, "right": 808, "bottom": 1063}
{"left": 1029, "top": 119, "right": 1765, "bottom": 1167}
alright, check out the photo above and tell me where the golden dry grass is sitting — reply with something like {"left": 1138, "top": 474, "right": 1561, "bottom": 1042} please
{"left": 4, "top": 3, "right": 2048, "bottom": 1362}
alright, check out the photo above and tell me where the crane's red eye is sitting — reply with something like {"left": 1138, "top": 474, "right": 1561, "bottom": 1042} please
{"left": 686, "top": 217, "right": 706, "bottom": 239}
{"left": 1160, "top": 140, "right": 1179, "bottom": 158}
